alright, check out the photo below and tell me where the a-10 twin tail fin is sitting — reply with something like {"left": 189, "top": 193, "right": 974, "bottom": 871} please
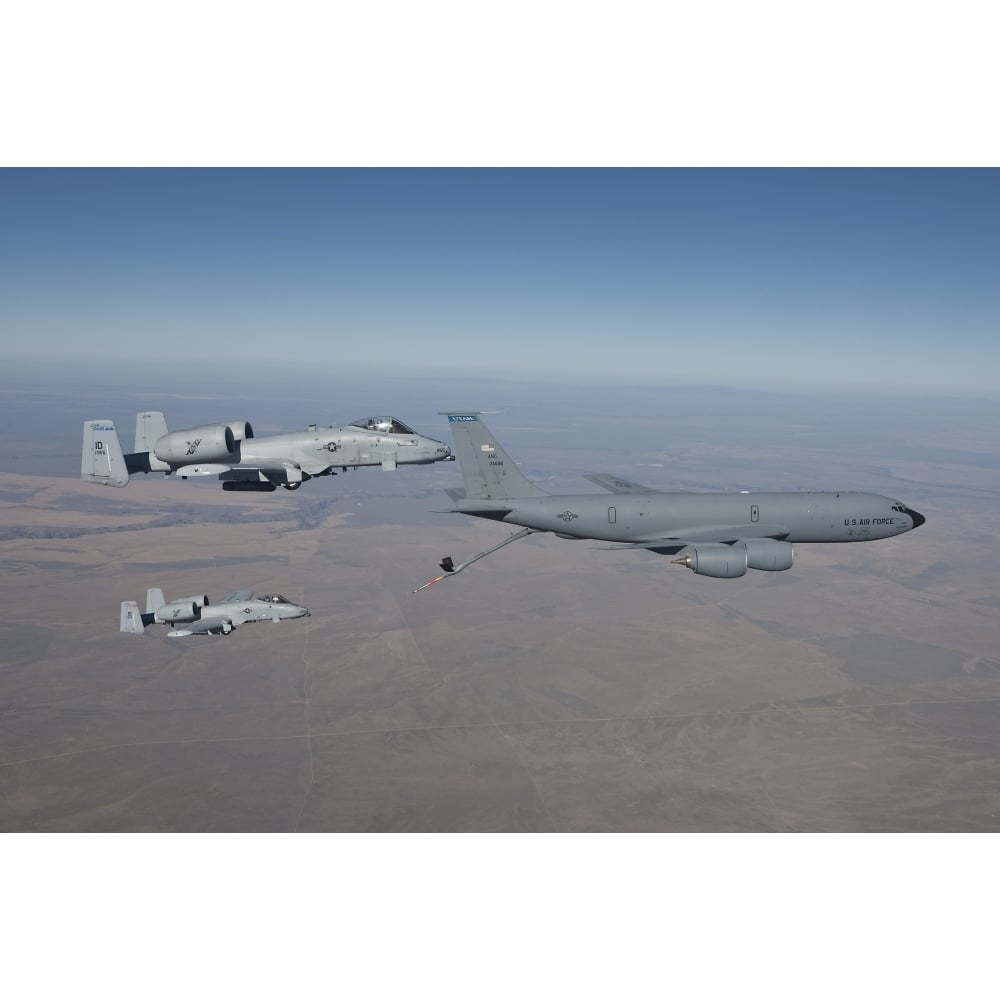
{"left": 120, "top": 600, "right": 148, "bottom": 634}
{"left": 120, "top": 590, "right": 168, "bottom": 634}
{"left": 133, "top": 412, "right": 170, "bottom": 470}
{"left": 82, "top": 420, "right": 129, "bottom": 487}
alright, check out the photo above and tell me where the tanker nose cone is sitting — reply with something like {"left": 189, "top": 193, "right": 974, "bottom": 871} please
{"left": 905, "top": 507, "right": 926, "bottom": 529}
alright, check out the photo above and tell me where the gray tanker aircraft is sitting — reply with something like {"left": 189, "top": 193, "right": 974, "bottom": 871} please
{"left": 412, "top": 412, "right": 925, "bottom": 590}
{"left": 121, "top": 588, "right": 310, "bottom": 637}
{"left": 82, "top": 411, "right": 452, "bottom": 491}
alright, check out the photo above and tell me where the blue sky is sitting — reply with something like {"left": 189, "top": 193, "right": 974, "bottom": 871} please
{"left": 2, "top": 168, "right": 997, "bottom": 393}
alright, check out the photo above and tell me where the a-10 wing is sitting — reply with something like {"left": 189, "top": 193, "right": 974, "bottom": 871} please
{"left": 220, "top": 589, "right": 254, "bottom": 603}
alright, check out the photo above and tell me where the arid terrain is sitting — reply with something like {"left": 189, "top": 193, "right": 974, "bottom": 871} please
{"left": 2, "top": 401, "right": 998, "bottom": 830}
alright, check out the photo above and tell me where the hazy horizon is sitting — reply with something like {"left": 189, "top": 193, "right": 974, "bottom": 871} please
{"left": 3, "top": 169, "right": 998, "bottom": 395}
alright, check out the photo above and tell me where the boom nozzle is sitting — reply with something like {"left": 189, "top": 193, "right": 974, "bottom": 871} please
{"left": 411, "top": 528, "right": 537, "bottom": 595}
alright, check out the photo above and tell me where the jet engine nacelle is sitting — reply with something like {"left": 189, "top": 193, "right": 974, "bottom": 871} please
{"left": 153, "top": 424, "right": 237, "bottom": 464}
{"left": 676, "top": 544, "right": 749, "bottom": 578}
{"left": 225, "top": 420, "right": 254, "bottom": 442}
{"left": 173, "top": 594, "right": 209, "bottom": 608}
{"left": 743, "top": 539, "right": 794, "bottom": 571}
{"left": 154, "top": 602, "right": 200, "bottom": 624}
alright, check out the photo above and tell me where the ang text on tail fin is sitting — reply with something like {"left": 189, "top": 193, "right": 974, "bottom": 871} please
{"left": 82, "top": 420, "right": 129, "bottom": 487}
{"left": 440, "top": 413, "right": 547, "bottom": 501}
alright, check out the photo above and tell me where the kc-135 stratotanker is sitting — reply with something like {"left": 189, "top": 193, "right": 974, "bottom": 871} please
{"left": 412, "top": 412, "right": 925, "bottom": 590}
{"left": 82, "top": 411, "right": 452, "bottom": 491}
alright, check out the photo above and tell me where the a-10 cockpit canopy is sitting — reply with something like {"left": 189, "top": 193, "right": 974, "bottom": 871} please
{"left": 258, "top": 594, "right": 293, "bottom": 604}
{"left": 349, "top": 416, "right": 416, "bottom": 435}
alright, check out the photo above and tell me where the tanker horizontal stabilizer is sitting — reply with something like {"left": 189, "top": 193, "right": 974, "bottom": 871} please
{"left": 584, "top": 474, "right": 665, "bottom": 495}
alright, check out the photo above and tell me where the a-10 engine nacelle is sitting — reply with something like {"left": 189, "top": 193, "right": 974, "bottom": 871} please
{"left": 153, "top": 599, "right": 207, "bottom": 625}
{"left": 674, "top": 540, "right": 795, "bottom": 578}
{"left": 173, "top": 594, "right": 210, "bottom": 607}
{"left": 152, "top": 421, "right": 253, "bottom": 464}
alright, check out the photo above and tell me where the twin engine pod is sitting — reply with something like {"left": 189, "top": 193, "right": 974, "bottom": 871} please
{"left": 152, "top": 421, "right": 254, "bottom": 464}
{"left": 174, "top": 595, "right": 210, "bottom": 607}
{"left": 153, "top": 605, "right": 203, "bottom": 627}
{"left": 672, "top": 540, "right": 795, "bottom": 578}
{"left": 151, "top": 595, "right": 209, "bottom": 624}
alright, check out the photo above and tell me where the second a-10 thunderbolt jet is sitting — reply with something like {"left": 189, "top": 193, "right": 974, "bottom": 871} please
{"left": 120, "top": 588, "right": 310, "bottom": 637}
{"left": 82, "top": 411, "right": 452, "bottom": 491}
{"left": 412, "top": 412, "right": 925, "bottom": 590}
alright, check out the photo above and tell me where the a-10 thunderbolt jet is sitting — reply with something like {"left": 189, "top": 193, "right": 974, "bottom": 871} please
{"left": 120, "top": 588, "right": 310, "bottom": 637}
{"left": 412, "top": 412, "right": 926, "bottom": 590}
{"left": 82, "top": 411, "right": 452, "bottom": 491}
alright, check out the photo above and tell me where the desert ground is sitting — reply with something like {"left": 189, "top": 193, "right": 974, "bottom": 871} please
{"left": 1, "top": 420, "right": 998, "bottom": 831}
